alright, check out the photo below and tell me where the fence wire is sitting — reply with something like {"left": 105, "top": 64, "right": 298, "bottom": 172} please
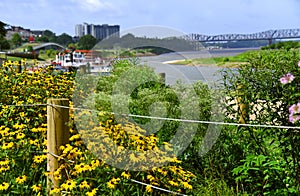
{"left": 2, "top": 102, "right": 300, "bottom": 195}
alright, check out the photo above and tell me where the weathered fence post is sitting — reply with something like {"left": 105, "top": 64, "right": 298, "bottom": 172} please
{"left": 158, "top": 72, "right": 166, "bottom": 84}
{"left": 47, "top": 98, "right": 70, "bottom": 194}
{"left": 87, "top": 62, "right": 91, "bottom": 74}
{"left": 79, "top": 64, "right": 87, "bottom": 74}
{"left": 17, "top": 61, "right": 22, "bottom": 73}
{"left": 237, "top": 84, "right": 248, "bottom": 124}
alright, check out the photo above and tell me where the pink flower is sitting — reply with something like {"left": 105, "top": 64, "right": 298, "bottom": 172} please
{"left": 280, "top": 73, "right": 294, "bottom": 84}
{"left": 298, "top": 61, "right": 300, "bottom": 67}
{"left": 289, "top": 113, "right": 300, "bottom": 123}
{"left": 289, "top": 103, "right": 300, "bottom": 114}
{"left": 288, "top": 102, "right": 300, "bottom": 123}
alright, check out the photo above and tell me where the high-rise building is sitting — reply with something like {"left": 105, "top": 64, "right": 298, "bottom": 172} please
{"left": 75, "top": 23, "right": 120, "bottom": 40}
{"left": 75, "top": 24, "right": 84, "bottom": 37}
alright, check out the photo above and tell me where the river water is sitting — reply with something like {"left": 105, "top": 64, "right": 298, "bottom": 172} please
{"left": 139, "top": 48, "right": 258, "bottom": 86}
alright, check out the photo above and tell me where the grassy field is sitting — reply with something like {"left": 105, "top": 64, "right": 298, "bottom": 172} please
{"left": 171, "top": 51, "right": 251, "bottom": 67}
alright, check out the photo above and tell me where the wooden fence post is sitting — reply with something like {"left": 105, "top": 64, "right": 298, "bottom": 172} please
{"left": 17, "top": 61, "right": 22, "bottom": 73}
{"left": 158, "top": 72, "right": 166, "bottom": 84}
{"left": 79, "top": 64, "right": 86, "bottom": 74}
{"left": 47, "top": 98, "right": 70, "bottom": 193}
{"left": 237, "top": 84, "right": 248, "bottom": 124}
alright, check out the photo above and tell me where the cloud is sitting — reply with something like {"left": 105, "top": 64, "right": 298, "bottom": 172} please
{"left": 70, "top": 0, "right": 114, "bottom": 12}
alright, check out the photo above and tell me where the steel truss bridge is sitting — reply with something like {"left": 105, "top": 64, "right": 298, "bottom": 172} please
{"left": 185, "top": 28, "right": 300, "bottom": 44}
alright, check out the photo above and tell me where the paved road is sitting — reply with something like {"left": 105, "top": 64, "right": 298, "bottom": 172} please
{"left": 139, "top": 48, "right": 257, "bottom": 86}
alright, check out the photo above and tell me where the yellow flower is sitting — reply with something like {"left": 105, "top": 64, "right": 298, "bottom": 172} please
{"left": 106, "top": 181, "right": 116, "bottom": 189}
{"left": 16, "top": 132, "right": 25, "bottom": 139}
{"left": 74, "top": 163, "right": 88, "bottom": 174}
{"left": 69, "top": 134, "right": 81, "bottom": 141}
{"left": 16, "top": 175, "right": 27, "bottom": 184}
{"left": 181, "top": 181, "right": 192, "bottom": 190}
{"left": 0, "top": 159, "right": 9, "bottom": 166}
{"left": 61, "top": 179, "right": 76, "bottom": 191}
{"left": 0, "top": 182, "right": 9, "bottom": 191}
{"left": 49, "top": 187, "right": 60, "bottom": 195}
{"left": 79, "top": 181, "right": 90, "bottom": 189}
{"left": 0, "top": 165, "right": 10, "bottom": 172}
{"left": 29, "top": 139, "right": 39, "bottom": 146}
{"left": 13, "top": 123, "right": 26, "bottom": 130}
{"left": 107, "top": 177, "right": 120, "bottom": 189}
{"left": 33, "top": 155, "right": 47, "bottom": 163}
{"left": 2, "top": 142, "right": 14, "bottom": 150}
{"left": 31, "top": 184, "right": 42, "bottom": 192}
{"left": 86, "top": 188, "right": 98, "bottom": 196}
{"left": 169, "top": 180, "right": 179, "bottom": 187}
{"left": 145, "top": 185, "right": 153, "bottom": 192}
{"left": 121, "top": 171, "right": 131, "bottom": 179}
{"left": 147, "top": 175, "right": 155, "bottom": 182}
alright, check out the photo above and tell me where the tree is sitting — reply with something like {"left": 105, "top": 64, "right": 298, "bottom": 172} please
{"left": 78, "top": 35, "right": 97, "bottom": 50}
{"left": 0, "top": 21, "right": 9, "bottom": 50}
{"left": 36, "top": 36, "right": 49, "bottom": 42}
{"left": 11, "top": 33, "right": 22, "bottom": 48}
{"left": 0, "top": 36, "right": 10, "bottom": 50}
{"left": 43, "top": 29, "right": 55, "bottom": 37}
{"left": 56, "top": 33, "right": 73, "bottom": 46}
{"left": 0, "top": 21, "right": 7, "bottom": 37}
{"left": 27, "top": 45, "right": 33, "bottom": 52}
{"left": 43, "top": 30, "right": 57, "bottom": 42}
{"left": 68, "top": 43, "right": 76, "bottom": 50}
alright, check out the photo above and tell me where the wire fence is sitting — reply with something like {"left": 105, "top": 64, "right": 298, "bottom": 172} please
{"left": 4, "top": 102, "right": 300, "bottom": 130}
{"left": 1, "top": 102, "right": 300, "bottom": 195}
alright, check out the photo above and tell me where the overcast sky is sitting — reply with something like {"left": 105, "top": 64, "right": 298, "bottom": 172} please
{"left": 0, "top": 0, "right": 299, "bottom": 37}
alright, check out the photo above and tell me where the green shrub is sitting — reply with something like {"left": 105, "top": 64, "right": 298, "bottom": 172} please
{"left": 221, "top": 49, "right": 300, "bottom": 194}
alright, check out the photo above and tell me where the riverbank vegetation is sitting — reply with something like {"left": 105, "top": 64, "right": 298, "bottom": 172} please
{"left": 171, "top": 51, "right": 251, "bottom": 67}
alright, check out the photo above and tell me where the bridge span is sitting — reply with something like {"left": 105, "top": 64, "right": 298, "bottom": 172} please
{"left": 186, "top": 28, "right": 300, "bottom": 44}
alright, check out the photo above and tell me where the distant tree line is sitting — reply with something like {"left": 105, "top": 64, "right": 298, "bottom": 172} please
{"left": 94, "top": 33, "right": 195, "bottom": 54}
{"left": 204, "top": 40, "right": 269, "bottom": 48}
{"left": 261, "top": 41, "right": 300, "bottom": 50}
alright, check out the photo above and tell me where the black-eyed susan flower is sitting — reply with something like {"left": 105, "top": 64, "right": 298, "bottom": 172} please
{"left": 79, "top": 181, "right": 90, "bottom": 189}
{"left": 73, "top": 163, "right": 88, "bottom": 174}
{"left": 121, "top": 171, "right": 130, "bottom": 179}
{"left": 2, "top": 142, "right": 14, "bottom": 150}
{"left": 107, "top": 177, "right": 120, "bottom": 189}
{"left": 106, "top": 181, "right": 115, "bottom": 189}
{"left": 12, "top": 123, "right": 26, "bottom": 130}
{"left": 0, "top": 165, "right": 10, "bottom": 172}
{"left": 19, "top": 112, "right": 25, "bottom": 118}
{"left": 16, "top": 175, "right": 27, "bottom": 184}
{"left": 169, "top": 180, "right": 179, "bottom": 187}
{"left": 33, "top": 155, "right": 47, "bottom": 164}
{"left": 69, "top": 134, "right": 80, "bottom": 141}
{"left": 145, "top": 185, "right": 153, "bottom": 193}
{"left": 31, "top": 184, "right": 42, "bottom": 192}
{"left": 60, "top": 179, "right": 76, "bottom": 191}
{"left": 16, "top": 132, "right": 25, "bottom": 139}
{"left": 0, "top": 182, "right": 9, "bottom": 191}
{"left": 49, "top": 187, "right": 60, "bottom": 195}
{"left": 181, "top": 181, "right": 192, "bottom": 190}
{"left": 86, "top": 188, "right": 98, "bottom": 196}
{"left": 0, "top": 159, "right": 9, "bottom": 166}
{"left": 29, "top": 139, "right": 39, "bottom": 146}
{"left": 147, "top": 175, "right": 155, "bottom": 182}
{"left": 53, "top": 169, "right": 62, "bottom": 181}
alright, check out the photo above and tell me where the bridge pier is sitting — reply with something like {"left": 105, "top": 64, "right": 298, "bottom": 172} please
{"left": 268, "top": 39, "right": 273, "bottom": 46}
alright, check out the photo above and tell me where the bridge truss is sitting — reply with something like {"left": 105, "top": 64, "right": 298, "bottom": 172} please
{"left": 185, "top": 28, "right": 300, "bottom": 43}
